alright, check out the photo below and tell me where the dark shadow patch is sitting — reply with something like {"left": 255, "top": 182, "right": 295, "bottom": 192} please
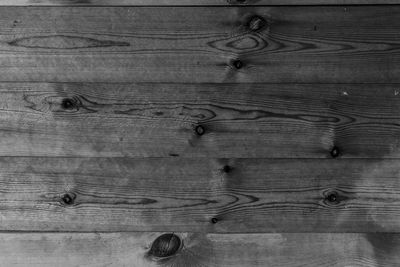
{"left": 365, "top": 233, "right": 400, "bottom": 266}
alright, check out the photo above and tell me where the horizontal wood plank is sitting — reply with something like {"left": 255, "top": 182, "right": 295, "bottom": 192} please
{"left": 0, "top": 157, "right": 399, "bottom": 232}
{"left": 1, "top": 0, "right": 399, "bottom": 5}
{"left": 0, "top": 232, "right": 399, "bottom": 266}
{"left": 0, "top": 83, "right": 400, "bottom": 158}
{"left": 0, "top": 7, "right": 399, "bottom": 82}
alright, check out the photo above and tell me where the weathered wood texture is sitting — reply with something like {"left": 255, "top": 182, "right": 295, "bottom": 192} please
{"left": 0, "top": 7, "right": 399, "bottom": 82}
{"left": 1, "top": 0, "right": 399, "bottom": 5}
{"left": 0, "top": 3, "right": 399, "bottom": 266}
{"left": 1, "top": 83, "right": 400, "bottom": 158}
{"left": 0, "top": 232, "right": 398, "bottom": 267}
{"left": 0, "top": 157, "right": 399, "bottom": 232}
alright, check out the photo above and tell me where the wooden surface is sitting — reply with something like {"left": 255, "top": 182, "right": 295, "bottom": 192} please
{"left": 1, "top": 0, "right": 400, "bottom": 5}
{"left": 0, "top": 83, "right": 400, "bottom": 158}
{"left": 0, "top": 157, "right": 397, "bottom": 232}
{"left": 0, "top": 7, "right": 400, "bottom": 83}
{"left": 0, "top": 3, "right": 399, "bottom": 267}
{"left": 0, "top": 233, "right": 398, "bottom": 267}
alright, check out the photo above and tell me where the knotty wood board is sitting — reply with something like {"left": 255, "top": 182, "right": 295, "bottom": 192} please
{"left": 0, "top": 157, "right": 399, "bottom": 232}
{"left": 0, "top": 232, "right": 398, "bottom": 266}
{"left": 0, "top": 7, "right": 400, "bottom": 82}
{"left": 2, "top": 0, "right": 400, "bottom": 5}
{"left": 1, "top": 82, "right": 400, "bottom": 158}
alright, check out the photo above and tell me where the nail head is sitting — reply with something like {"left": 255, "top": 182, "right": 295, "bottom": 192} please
{"left": 211, "top": 217, "right": 218, "bottom": 224}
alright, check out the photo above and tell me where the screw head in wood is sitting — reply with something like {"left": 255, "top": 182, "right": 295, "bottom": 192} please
{"left": 195, "top": 125, "right": 205, "bottom": 136}
{"left": 148, "top": 233, "right": 181, "bottom": 258}
{"left": 61, "top": 98, "right": 75, "bottom": 110}
{"left": 211, "top": 217, "right": 219, "bottom": 224}
{"left": 330, "top": 146, "right": 340, "bottom": 158}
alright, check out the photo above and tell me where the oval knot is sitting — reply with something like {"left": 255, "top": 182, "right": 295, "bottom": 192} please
{"left": 148, "top": 233, "right": 182, "bottom": 258}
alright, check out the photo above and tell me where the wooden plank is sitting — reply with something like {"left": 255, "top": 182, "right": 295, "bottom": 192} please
{"left": 1, "top": 0, "right": 400, "bottom": 6}
{"left": 0, "top": 157, "right": 399, "bottom": 232}
{"left": 0, "top": 232, "right": 399, "bottom": 266}
{"left": 0, "top": 82, "right": 400, "bottom": 158}
{"left": 0, "top": 7, "right": 399, "bottom": 83}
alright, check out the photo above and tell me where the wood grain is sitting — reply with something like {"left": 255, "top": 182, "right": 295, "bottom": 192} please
{"left": 0, "top": 7, "right": 400, "bottom": 82}
{"left": 0, "top": 232, "right": 398, "bottom": 266}
{"left": 1, "top": 82, "right": 400, "bottom": 158}
{"left": 1, "top": 0, "right": 399, "bottom": 5}
{"left": 0, "top": 157, "right": 399, "bottom": 232}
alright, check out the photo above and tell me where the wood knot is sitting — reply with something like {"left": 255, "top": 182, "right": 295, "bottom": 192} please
{"left": 61, "top": 192, "right": 76, "bottom": 206}
{"left": 211, "top": 217, "right": 219, "bottom": 224}
{"left": 247, "top": 16, "right": 266, "bottom": 31}
{"left": 322, "top": 189, "right": 350, "bottom": 207}
{"left": 148, "top": 233, "right": 182, "bottom": 258}
{"left": 330, "top": 146, "right": 340, "bottom": 158}
{"left": 326, "top": 191, "right": 338, "bottom": 203}
{"left": 195, "top": 125, "right": 205, "bottom": 136}
{"left": 231, "top": 59, "right": 244, "bottom": 70}
{"left": 222, "top": 165, "right": 233, "bottom": 173}
{"left": 61, "top": 98, "right": 76, "bottom": 110}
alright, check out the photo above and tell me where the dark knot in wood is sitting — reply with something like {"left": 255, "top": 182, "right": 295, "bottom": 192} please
{"left": 61, "top": 193, "right": 76, "bottom": 206}
{"left": 61, "top": 98, "right": 75, "bottom": 110}
{"left": 211, "top": 217, "right": 219, "bottom": 224}
{"left": 195, "top": 125, "right": 205, "bottom": 136}
{"left": 323, "top": 189, "right": 350, "bottom": 207}
{"left": 326, "top": 192, "right": 338, "bottom": 203}
{"left": 148, "top": 233, "right": 182, "bottom": 258}
{"left": 222, "top": 165, "right": 233, "bottom": 173}
{"left": 232, "top": 59, "right": 244, "bottom": 70}
{"left": 248, "top": 16, "right": 266, "bottom": 31}
{"left": 330, "top": 146, "right": 340, "bottom": 158}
